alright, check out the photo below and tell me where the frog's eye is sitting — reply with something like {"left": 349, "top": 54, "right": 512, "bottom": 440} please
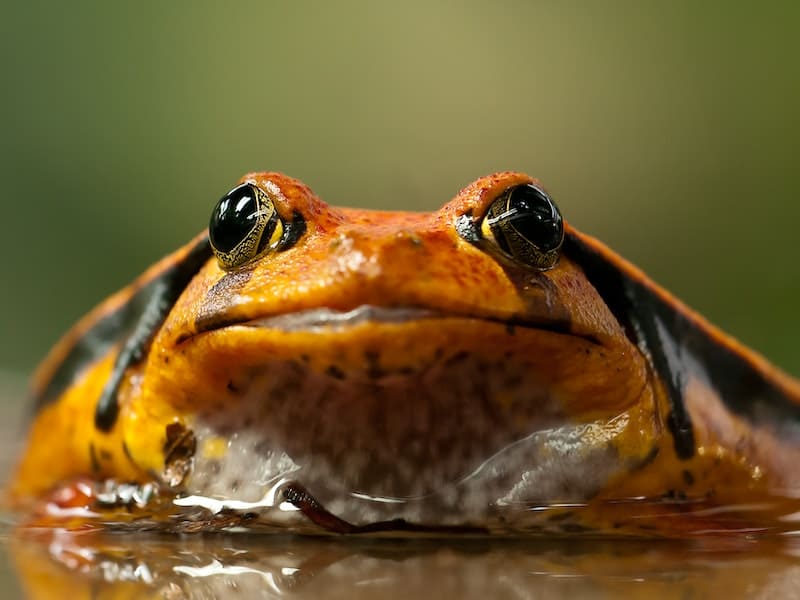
{"left": 209, "top": 183, "right": 285, "bottom": 270}
{"left": 480, "top": 184, "right": 564, "bottom": 270}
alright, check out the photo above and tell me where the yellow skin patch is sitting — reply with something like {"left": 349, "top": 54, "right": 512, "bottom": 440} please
{"left": 9, "top": 171, "right": 800, "bottom": 535}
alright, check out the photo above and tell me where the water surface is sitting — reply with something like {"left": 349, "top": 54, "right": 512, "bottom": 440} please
{"left": 4, "top": 527, "right": 800, "bottom": 599}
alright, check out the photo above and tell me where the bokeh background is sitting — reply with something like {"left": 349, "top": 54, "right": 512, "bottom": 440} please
{"left": 1, "top": 1, "right": 798, "bottom": 388}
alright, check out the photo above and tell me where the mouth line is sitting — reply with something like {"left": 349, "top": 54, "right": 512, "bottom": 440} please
{"left": 249, "top": 305, "right": 439, "bottom": 330}
{"left": 181, "top": 305, "right": 602, "bottom": 346}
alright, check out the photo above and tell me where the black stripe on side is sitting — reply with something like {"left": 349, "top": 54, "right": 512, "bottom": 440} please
{"left": 31, "top": 236, "right": 212, "bottom": 419}
{"left": 564, "top": 233, "right": 696, "bottom": 458}
{"left": 34, "top": 290, "right": 150, "bottom": 412}
{"left": 565, "top": 232, "right": 800, "bottom": 456}
{"left": 93, "top": 236, "right": 212, "bottom": 431}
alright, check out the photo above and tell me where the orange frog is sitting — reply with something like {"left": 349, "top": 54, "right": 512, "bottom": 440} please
{"left": 8, "top": 172, "right": 800, "bottom": 536}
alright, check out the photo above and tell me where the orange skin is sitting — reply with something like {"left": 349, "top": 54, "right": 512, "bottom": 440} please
{"left": 8, "top": 172, "right": 800, "bottom": 536}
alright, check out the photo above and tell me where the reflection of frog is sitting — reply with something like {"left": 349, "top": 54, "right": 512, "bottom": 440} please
{"left": 9, "top": 172, "right": 800, "bottom": 535}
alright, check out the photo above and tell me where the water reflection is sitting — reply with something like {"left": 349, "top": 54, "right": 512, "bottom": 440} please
{"left": 7, "top": 529, "right": 800, "bottom": 599}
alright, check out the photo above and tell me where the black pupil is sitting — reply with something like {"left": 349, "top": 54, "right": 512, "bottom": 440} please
{"left": 209, "top": 184, "right": 261, "bottom": 253}
{"left": 505, "top": 185, "right": 563, "bottom": 252}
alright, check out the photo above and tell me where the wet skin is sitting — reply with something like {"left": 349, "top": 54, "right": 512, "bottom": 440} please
{"left": 8, "top": 172, "right": 800, "bottom": 536}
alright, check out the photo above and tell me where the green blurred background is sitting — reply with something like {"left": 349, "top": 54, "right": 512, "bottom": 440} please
{"left": 1, "top": 1, "right": 798, "bottom": 390}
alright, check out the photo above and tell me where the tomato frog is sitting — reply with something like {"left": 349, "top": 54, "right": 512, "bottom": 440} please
{"left": 8, "top": 172, "right": 800, "bottom": 536}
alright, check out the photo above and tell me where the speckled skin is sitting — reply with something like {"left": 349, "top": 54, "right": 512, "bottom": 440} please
{"left": 10, "top": 172, "right": 800, "bottom": 535}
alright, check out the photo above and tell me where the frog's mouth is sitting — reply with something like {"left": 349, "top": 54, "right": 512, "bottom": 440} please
{"left": 191, "top": 303, "right": 602, "bottom": 345}
{"left": 248, "top": 305, "right": 438, "bottom": 330}
{"left": 165, "top": 302, "right": 655, "bottom": 535}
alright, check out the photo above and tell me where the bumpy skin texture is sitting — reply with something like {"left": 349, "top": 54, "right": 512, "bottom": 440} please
{"left": 9, "top": 172, "right": 800, "bottom": 535}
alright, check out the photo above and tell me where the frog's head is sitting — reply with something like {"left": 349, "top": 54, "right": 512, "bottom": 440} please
{"left": 124, "top": 172, "right": 661, "bottom": 529}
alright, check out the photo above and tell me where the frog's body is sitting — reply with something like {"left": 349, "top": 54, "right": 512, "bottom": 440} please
{"left": 9, "top": 172, "right": 800, "bottom": 536}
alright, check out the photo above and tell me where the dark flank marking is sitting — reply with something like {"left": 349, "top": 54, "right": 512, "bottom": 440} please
{"left": 564, "top": 233, "right": 696, "bottom": 459}
{"left": 682, "top": 469, "right": 695, "bottom": 486}
{"left": 505, "top": 323, "right": 516, "bottom": 336}
{"left": 226, "top": 380, "right": 239, "bottom": 393}
{"left": 93, "top": 237, "right": 213, "bottom": 431}
{"left": 34, "top": 309, "right": 139, "bottom": 413}
{"left": 281, "top": 481, "right": 487, "bottom": 535}
{"left": 666, "top": 411, "right": 694, "bottom": 460}
{"left": 33, "top": 237, "right": 212, "bottom": 417}
{"left": 698, "top": 340, "right": 800, "bottom": 439}
{"left": 566, "top": 232, "right": 800, "bottom": 454}
{"left": 89, "top": 442, "right": 100, "bottom": 473}
{"left": 99, "top": 448, "right": 112, "bottom": 461}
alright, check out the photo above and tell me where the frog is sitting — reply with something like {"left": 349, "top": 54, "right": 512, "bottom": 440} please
{"left": 8, "top": 171, "right": 800, "bottom": 536}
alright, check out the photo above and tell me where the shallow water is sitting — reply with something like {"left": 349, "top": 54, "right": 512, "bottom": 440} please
{"left": 4, "top": 527, "right": 800, "bottom": 599}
